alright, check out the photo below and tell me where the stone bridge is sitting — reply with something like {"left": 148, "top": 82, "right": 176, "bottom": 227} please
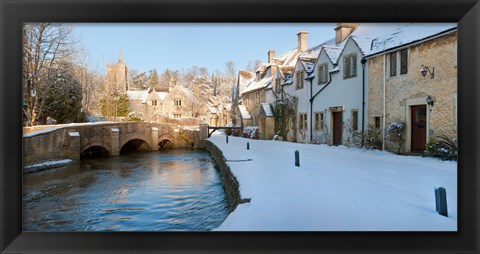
{"left": 23, "top": 122, "right": 209, "bottom": 167}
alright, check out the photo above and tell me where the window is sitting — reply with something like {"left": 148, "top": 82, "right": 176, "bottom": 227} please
{"left": 390, "top": 52, "right": 397, "bottom": 77}
{"left": 343, "top": 53, "right": 357, "bottom": 79}
{"left": 244, "top": 95, "right": 249, "bottom": 107}
{"left": 299, "top": 113, "right": 307, "bottom": 130}
{"left": 276, "top": 77, "right": 282, "bottom": 94}
{"left": 351, "top": 110, "right": 358, "bottom": 131}
{"left": 400, "top": 49, "right": 408, "bottom": 74}
{"left": 174, "top": 99, "right": 182, "bottom": 106}
{"left": 318, "top": 64, "right": 328, "bottom": 85}
{"left": 314, "top": 112, "right": 324, "bottom": 130}
{"left": 296, "top": 71, "right": 304, "bottom": 89}
{"left": 173, "top": 114, "right": 181, "bottom": 118}
{"left": 374, "top": 116, "right": 381, "bottom": 129}
{"left": 255, "top": 91, "right": 260, "bottom": 104}
{"left": 151, "top": 100, "right": 157, "bottom": 106}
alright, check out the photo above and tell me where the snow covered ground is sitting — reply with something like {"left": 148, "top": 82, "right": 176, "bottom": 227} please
{"left": 209, "top": 133, "right": 457, "bottom": 231}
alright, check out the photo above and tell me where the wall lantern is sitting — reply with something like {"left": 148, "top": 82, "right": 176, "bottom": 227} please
{"left": 425, "top": 96, "right": 434, "bottom": 107}
{"left": 420, "top": 65, "right": 435, "bottom": 78}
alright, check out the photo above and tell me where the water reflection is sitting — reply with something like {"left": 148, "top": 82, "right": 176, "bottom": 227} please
{"left": 23, "top": 148, "right": 230, "bottom": 231}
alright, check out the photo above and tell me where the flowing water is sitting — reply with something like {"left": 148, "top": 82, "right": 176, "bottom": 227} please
{"left": 23, "top": 148, "right": 230, "bottom": 231}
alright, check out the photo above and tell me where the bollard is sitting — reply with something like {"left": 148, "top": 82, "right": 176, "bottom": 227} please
{"left": 247, "top": 142, "right": 250, "bottom": 150}
{"left": 294, "top": 150, "right": 300, "bottom": 167}
{"left": 435, "top": 187, "right": 448, "bottom": 217}
{"left": 226, "top": 135, "right": 228, "bottom": 143}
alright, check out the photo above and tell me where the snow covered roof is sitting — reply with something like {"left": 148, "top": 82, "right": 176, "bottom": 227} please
{"left": 238, "top": 105, "right": 251, "bottom": 119}
{"left": 261, "top": 103, "right": 274, "bottom": 117}
{"left": 237, "top": 70, "right": 256, "bottom": 94}
{"left": 177, "top": 84, "right": 201, "bottom": 104}
{"left": 242, "top": 77, "right": 272, "bottom": 95}
{"left": 127, "top": 90, "right": 149, "bottom": 103}
{"left": 322, "top": 46, "right": 343, "bottom": 64}
{"left": 364, "top": 23, "right": 456, "bottom": 56}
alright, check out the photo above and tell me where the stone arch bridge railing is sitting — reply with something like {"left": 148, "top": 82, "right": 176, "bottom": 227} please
{"left": 23, "top": 122, "right": 209, "bottom": 167}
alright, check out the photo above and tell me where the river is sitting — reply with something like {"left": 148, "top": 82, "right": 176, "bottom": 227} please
{"left": 23, "top": 148, "right": 231, "bottom": 231}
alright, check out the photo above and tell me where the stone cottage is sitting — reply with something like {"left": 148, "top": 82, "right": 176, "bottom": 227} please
{"left": 364, "top": 24, "right": 457, "bottom": 153}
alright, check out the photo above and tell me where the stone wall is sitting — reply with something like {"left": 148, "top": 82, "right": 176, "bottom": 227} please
{"left": 201, "top": 140, "right": 244, "bottom": 212}
{"left": 367, "top": 31, "right": 457, "bottom": 153}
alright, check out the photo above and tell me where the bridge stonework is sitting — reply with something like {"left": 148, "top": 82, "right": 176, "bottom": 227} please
{"left": 23, "top": 122, "right": 203, "bottom": 168}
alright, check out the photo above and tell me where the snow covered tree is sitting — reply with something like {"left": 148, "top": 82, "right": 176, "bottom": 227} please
{"left": 42, "top": 61, "right": 83, "bottom": 123}
{"left": 23, "top": 23, "right": 77, "bottom": 126}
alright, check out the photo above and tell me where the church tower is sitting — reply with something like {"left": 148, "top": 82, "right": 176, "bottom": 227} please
{"left": 105, "top": 49, "right": 129, "bottom": 93}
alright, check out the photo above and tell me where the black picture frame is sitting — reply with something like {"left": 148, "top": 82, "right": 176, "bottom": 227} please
{"left": 1, "top": 0, "right": 479, "bottom": 253}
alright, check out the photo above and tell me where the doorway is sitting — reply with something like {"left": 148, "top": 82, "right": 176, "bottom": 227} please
{"left": 410, "top": 105, "right": 427, "bottom": 152}
{"left": 332, "top": 111, "right": 343, "bottom": 145}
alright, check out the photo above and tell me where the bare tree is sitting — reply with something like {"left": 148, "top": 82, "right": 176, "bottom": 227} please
{"left": 23, "top": 23, "right": 78, "bottom": 126}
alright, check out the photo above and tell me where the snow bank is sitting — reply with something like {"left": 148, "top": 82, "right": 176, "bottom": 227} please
{"left": 24, "top": 159, "right": 73, "bottom": 173}
{"left": 209, "top": 133, "right": 457, "bottom": 231}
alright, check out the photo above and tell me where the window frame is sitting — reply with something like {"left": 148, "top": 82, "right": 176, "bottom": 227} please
{"left": 314, "top": 111, "right": 324, "bottom": 130}
{"left": 400, "top": 48, "right": 408, "bottom": 75}
{"left": 295, "top": 71, "right": 304, "bottom": 89}
{"left": 374, "top": 116, "right": 381, "bottom": 129}
{"left": 299, "top": 113, "right": 308, "bottom": 130}
{"left": 351, "top": 109, "right": 359, "bottom": 131}
{"left": 343, "top": 53, "right": 358, "bottom": 79}
{"left": 317, "top": 63, "right": 329, "bottom": 85}
{"left": 390, "top": 51, "right": 397, "bottom": 77}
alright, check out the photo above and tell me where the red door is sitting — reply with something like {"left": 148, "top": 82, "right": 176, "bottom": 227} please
{"left": 332, "top": 111, "right": 343, "bottom": 145}
{"left": 411, "top": 105, "right": 427, "bottom": 152}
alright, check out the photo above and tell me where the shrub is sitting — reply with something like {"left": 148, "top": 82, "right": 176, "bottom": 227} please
{"left": 364, "top": 125, "right": 383, "bottom": 150}
{"left": 424, "top": 135, "right": 458, "bottom": 161}
{"left": 386, "top": 121, "right": 405, "bottom": 154}
{"left": 243, "top": 126, "right": 259, "bottom": 139}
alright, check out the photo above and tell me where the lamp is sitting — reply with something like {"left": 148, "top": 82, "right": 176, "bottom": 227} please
{"left": 420, "top": 65, "right": 435, "bottom": 78}
{"left": 425, "top": 96, "right": 434, "bottom": 107}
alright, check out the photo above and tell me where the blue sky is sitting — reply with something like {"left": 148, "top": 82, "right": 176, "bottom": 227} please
{"left": 73, "top": 23, "right": 335, "bottom": 76}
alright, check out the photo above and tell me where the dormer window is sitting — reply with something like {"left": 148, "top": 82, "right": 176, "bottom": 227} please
{"left": 318, "top": 63, "right": 329, "bottom": 84}
{"left": 151, "top": 100, "right": 157, "bottom": 106}
{"left": 174, "top": 99, "right": 182, "bottom": 107}
{"left": 343, "top": 53, "right": 357, "bottom": 79}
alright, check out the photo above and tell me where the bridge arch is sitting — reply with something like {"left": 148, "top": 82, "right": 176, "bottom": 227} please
{"left": 120, "top": 138, "right": 152, "bottom": 154}
{"left": 80, "top": 142, "right": 111, "bottom": 159}
{"left": 158, "top": 134, "right": 175, "bottom": 149}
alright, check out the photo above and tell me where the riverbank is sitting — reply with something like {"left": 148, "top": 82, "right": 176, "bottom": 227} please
{"left": 208, "top": 133, "right": 457, "bottom": 231}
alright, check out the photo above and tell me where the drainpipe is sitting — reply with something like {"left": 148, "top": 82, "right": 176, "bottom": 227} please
{"left": 361, "top": 58, "right": 367, "bottom": 148}
{"left": 309, "top": 71, "right": 334, "bottom": 141}
{"left": 382, "top": 53, "right": 386, "bottom": 151}
{"left": 306, "top": 74, "right": 314, "bottom": 142}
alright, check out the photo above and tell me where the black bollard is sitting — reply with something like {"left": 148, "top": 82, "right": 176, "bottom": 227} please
{"left": 435, "top": 187, "right": 448, "bottom": 217}
{"left": 247, "top": 142, "right": 250, "bottom": 150}
{"left": 226, "top": 135, "right": 228, "bottom": 143}
{"left": 294, "top": 150, "right": 300, "bottom": 167}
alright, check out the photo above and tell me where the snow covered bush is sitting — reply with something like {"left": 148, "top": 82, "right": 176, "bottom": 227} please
{"left": 386, "top": 121, "right": 405, "bottom": 154}
{"left": 425, "top": 135, "right": 458, "bottom": 161}
{"left": 126, "top": 111, "right": 144, "bottom": 122}
{"left": 243, "top": 126, "right": 259, "bottom": 139}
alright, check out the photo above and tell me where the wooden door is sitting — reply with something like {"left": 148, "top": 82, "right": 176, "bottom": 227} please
{"left": 332, "top": 111, "right": 343, "bottom": 145}
{"left": 411, "top": 105, "right": 427, "bottom": 152}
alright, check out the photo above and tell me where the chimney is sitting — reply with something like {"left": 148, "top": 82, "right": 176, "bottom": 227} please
{"left": 335, "top": 23, "right": 358, "bottom": 44}
{"left": 268, "top": 49, "right": 276, "bottom": 63}
{"left": 297, "top": 31, "right": 308, "bottom": 52}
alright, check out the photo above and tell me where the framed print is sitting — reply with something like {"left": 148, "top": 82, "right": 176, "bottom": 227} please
{"left": 1, "top": 0, "right": 479, "bottom": 253}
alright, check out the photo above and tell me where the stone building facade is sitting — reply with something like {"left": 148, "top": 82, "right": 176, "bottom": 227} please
{"left": 366, "top": 30, "right": 457, "bottom": 153}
